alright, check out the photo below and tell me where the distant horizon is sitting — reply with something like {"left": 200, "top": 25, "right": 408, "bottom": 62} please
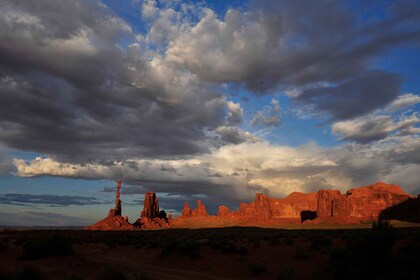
{"left": 0, "top": 0, "right": 419, "bottom": 227}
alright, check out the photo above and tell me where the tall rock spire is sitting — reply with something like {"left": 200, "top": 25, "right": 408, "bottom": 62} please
{"left": 115, "top": 179, "right": 122, "bottom": 216}
{"left": 141, "top": 192, "right": 159, "bottom": 219}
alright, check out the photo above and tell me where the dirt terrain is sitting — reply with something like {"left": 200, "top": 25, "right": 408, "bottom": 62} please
{"left": 1, "top": 222, "right": 419, "bottom": 279}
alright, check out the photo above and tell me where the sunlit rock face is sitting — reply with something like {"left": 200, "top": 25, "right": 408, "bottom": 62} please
{"left": 140, "top": 192, "right": 159, "bottom": 219}
{"left": 345, "top": 182, "right": 412, "bottom": 220}
{"left": 134, "top": 191, "right": 170, "bottom": 229}
{"left": 86, "top": 181, "right": 414, "bottom": 230}
{"left": 84, "top": 179, "right": 133, "bottom": 230}
{"left": 174, "top": 182, "right": 413, "bottom": 227}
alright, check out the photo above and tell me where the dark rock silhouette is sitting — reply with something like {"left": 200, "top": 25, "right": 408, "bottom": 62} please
{"left": 379, "top": 196, "right": 420, "bottom": 223}
{"left": 301, "top": 210, "right": 317, "bottom": 223}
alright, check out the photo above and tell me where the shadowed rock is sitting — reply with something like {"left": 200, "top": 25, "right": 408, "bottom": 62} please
{"left": 301, "top": 210, "right": 317, "bottom": 223}
{"left": 141, "top": 192, "right": 159, "bottom": 219}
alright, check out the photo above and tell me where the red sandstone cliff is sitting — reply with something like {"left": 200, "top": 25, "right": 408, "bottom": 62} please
{"left": 86, "top": 181, "right": 416, "bottom": 230}
{"left": 134, "top": 191, "right": 170, "bottom": 229}
{"left": 174, "top": 182, "right": 414, "bottom": 227}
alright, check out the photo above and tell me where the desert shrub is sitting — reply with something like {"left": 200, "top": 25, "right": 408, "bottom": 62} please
{"left": 220, "top": 239, "right": 237, "bottom": 254}
{"left": 248, "top": 262, "right": 267, "bottom": 276}
{"left": 329, "top": 223, "right": 397, "bottom": 279}
{"left": 294, "top": 245, "right": 312, "bottom": 259}
{"left": 239, "top": 246, "right": 248, "bottom": 256}
{"left": 0, "top": 241, "right": 8, "bottom": 252}
{"left": 21, "top": 233, "right": 74, "bottom": 260}
{"left": 64, "top": 275, "right": 85, "bottom": 280}
{"left": 309, "top": 235, "right": 331, "bottom": 251}
{"left": 0, "top": 269, "right": 13, "bottom": 280}
{"left": 131, "top": 272, "right": 154, "bottom": 280}
{"left": 179, "top": 240, "right": 200, "bottom": 256}
{"left": 270, "top": 238, "right": 279, "bottom": 247}
{"left": 189, "top": 250, "right": 201, "bottom": 260}
{"left": 96, "top": 266, "right": 126, "bottom": 280}
{"left": 17, "top": 267, "right": 49, "bottom": 280}
{"left": 278, "top": 266, "right": 295, "bottom": 280}
{"left": 284, "top": 237, "right": 295, "bottom": 246}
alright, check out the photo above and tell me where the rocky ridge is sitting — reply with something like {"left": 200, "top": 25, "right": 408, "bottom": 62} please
{"left": 85, "top": 181, "right": 416, "bottom": 230}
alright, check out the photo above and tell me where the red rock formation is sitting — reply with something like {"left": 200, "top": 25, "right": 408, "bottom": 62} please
{"left": 134, "top": 192, "right": 170, "bottom": 229}
{"left": 316, "top": 190, "right": 348, "bottom": 217}
{"left": 192, "top": 200, "right": 208, "bottom": 217}
{"left": 218, "top": 205, "right": 230, "bottom": 217}
{"left": 345, "top": 182, "right": 412, "bottom": 221}
{"left": 181, "top": 202, "right": 192, "bottom": 218}
{"left": 115, "top": 179, "right": 122, "bottom": 216}
{"left": 86, "top": 181, "right": 415, "bottom": 230}
{"left": 141, "top": 192, "right": 159, "bottom": 219}
{"left": 85, "top": 180, "right": 133, "bottom": 230}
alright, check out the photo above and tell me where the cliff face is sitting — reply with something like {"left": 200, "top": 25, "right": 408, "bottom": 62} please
{"left": 134, "top": 191, "right": 169, "bottom": 229}
{"left": 345, "top": 182, "right": 411, "bottom": 220}
{"left": 175, "top": 182, "right": 413, "bottom": 226}
{"left": 86, "top": 181, "right": 415, "bottom": 230}
{"left": 140, "top": 192, "right": 159, "bottom": 219}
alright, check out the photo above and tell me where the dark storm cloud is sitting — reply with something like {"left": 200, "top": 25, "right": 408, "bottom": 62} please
{"left": 296, "top": 71, "right": 402, "bottom": 120}
{"left": 0, "top": 0, "right": 236, "bottom": 163}
{"left": 168, "top": 0, "right": 420, "bottom": 120}
{"left": 0, "top": 193, "right": 99, "bottom": 207}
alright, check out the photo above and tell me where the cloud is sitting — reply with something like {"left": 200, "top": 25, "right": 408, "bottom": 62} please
{"left": 250, "top": 99, "right": 281, "bottom": 127}
{"left": 14, "top": 135, "right": 420, "bottom": 204}
{"left": 0, "top": 145, "right": 13, "bottom": 175}
{"left": 0, "top": 210, "right": 91, "bottom": 226}
{"left": 385, "top": 93, "right": 420, "bottom": 112}
{"left": 296, "top": 71, "right": 402, "bottom": 120}
{"left": 0, "top": 0, "right": 419, "bottom": 165}
{"left": 0, "top": 193, "right": 100, "bottom": 207}
{"left": 164, "top": 0, "right": 419, "bottom": 120}
{"left": 332, "top": 100, "right": 420, "bottom": 143}
{"left": 0, "top": 0, "right": 254, "bottom": 163}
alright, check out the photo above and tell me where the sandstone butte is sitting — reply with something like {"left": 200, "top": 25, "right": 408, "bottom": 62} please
{"left": 84, "top": 181, "right": 419, "bottom": 230}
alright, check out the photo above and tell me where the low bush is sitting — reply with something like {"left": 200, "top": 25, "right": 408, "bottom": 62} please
{"left": 17, "top": 267, "right": 49, "bottom": 280}
{"left": 248, "top": 262, "right": 267, "bottom": 276}
{"left": 21, "top": 234, "right": 74, "bottom": 260}
{"left": 96, "top": 266, "right": 126, "bottom": 280}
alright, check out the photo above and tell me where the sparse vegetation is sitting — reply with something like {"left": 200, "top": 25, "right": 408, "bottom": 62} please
{"left": 21, "top": 233, "right": 74, "bottom": 260}
{"left": 0, "top": 226, "right": 419, "bottom": 279}
{"left": 96, "top": 266, "right": 127, "bottom": 280}
{"left": 17, "top": 267, "right": 49, "bottom": 280}
{"left": 248, "top": 261, "right": 268, "bottom": 276}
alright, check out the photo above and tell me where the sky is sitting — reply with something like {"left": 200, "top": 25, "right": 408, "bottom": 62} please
{"left": 0, "top": 0, "right": 419, "bottom": 226}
